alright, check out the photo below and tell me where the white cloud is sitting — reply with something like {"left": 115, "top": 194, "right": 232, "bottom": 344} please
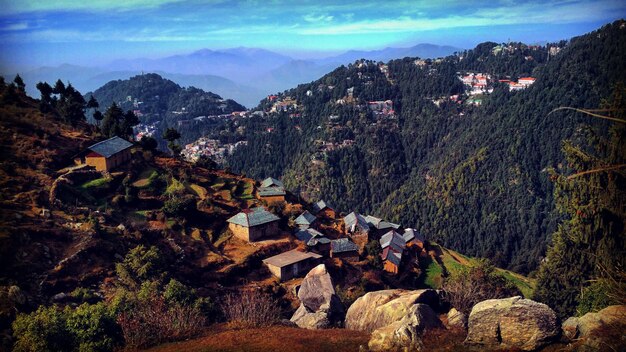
{"left": 303, "top": 13, "right": 334, "bottom": 23}
{"left": 299, "top": 1, "right": 626, "bottom": 35}
{"left": 1, "top": 0, "right": 218, "bottom": 14}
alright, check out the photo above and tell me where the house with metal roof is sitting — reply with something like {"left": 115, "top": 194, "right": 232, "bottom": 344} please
{"left": 366, "top": 215, "right": 401, "bottom": 238}
{"left": 263, "top": 249, "right": 322, "bottom": 281}
{"left": 260, "top": 177, "right": 284, "bottom": 188}
{"left": 380, "top": 230, "right": 406, "bottom": 274}
{"left": 381, "top": 248, "right": 402, "bottom": 274}
{"left": 295, "top": 228, "right": 330, "bottom": 254}
{"left": 227, "top": 207, "right": 280, "bottom": 242}
{"left": 380, "top": 230, "right": 406, "bottom": 252}
{"left": 311, "top": 200, "right": 336, "bottom": 218}
{"left": 84, "top": 136, "right": 133, "bottom": 172}
{"left": 295, "top": 210, "right": 317, "bottom": 228}
{"left": 402, "top": 228, "right": 424, "bottom": 247}
{"left": 330, "top": 238, "right": 359, "bottom": 261}
{"left": 258, "top": 177, "right": 286, "bottom": 202}
{"left": 344, "top": 212, "right": 370, "bottom": 235}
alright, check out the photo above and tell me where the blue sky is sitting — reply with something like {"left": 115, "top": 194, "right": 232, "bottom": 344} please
{"left": 0, "top": 0, "right": 624, "bottom": 71}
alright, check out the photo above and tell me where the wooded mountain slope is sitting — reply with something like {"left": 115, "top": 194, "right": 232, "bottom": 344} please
{"left": 226, "top": 20, "right": 626, "bottom": 273}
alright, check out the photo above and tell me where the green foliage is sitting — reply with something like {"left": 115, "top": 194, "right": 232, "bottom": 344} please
{"left": 100, "top": 103, "right": 138, "bottom": 139}
{"left": 139, "top": 135, "right": 158, "bottom": 151}
{"left": 364, "top": 240, "right": 382, "bottom": 268}
{"left": 65, "top": 303, "right": 121, "bottom": 352}
{"left": 163, "top": 279, "right": 197, "bottom": 306}
{"left": 534, "top": 85, "right": 626, "bottom": 318}
{"left": 442, "top": 259, "right": 521, "bottom": 315}
{"left": 12, "top": 305, "right": 73, "bottom": 352}
{"left": 115, "top": 245, "right": 167, "bottom": 290}
{"left": 225, "top": 20, "right": 626, "bottom": 275}
{"left": 80, "top": 177, "right": 110, "bottom": 189}
{"left": 162, "top": 194, "right": 196, "bottom": 217}
{"left": 576, "top": 278, "right": 626, "bottom": 316}
{"left": 163, "top": 127, "right": 181, "bottom": 142}
{"left": 88, "top": 73, "right": 245, "bottom": 145}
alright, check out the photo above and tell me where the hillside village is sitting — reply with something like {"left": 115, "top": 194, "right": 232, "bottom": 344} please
{"left": 2, "top": 21, "right": 625, "bottom": 352}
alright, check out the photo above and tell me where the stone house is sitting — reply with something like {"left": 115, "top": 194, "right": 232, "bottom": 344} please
{"left": 258, "top": 177, "right": 286, "bottom": 203}
{"left": 311, "top": 200, "right": 336, "bottom": 218}
{"left": 330, "top": 238, "right": 359, "bottom": 261}
{"left": 227, "top": 207, "right": 280, "bottom": 242}
{"left": 262, "top": 249, "right": 322, "bottom": 281}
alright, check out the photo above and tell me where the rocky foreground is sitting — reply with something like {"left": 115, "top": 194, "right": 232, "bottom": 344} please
{"left": 285, "top": 265, "right": 626, "bottom": 351}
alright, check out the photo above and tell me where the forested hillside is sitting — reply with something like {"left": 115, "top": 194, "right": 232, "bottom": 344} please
{"left": 226, "top": 20, "right": 626, "bottom": 273}
{"left": 87, "top": 73, "right": 246, "bottom": 145}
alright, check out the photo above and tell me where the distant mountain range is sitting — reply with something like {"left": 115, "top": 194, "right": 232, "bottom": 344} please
{"left": 5, "top": 44, "right": 460, "bottom": 108}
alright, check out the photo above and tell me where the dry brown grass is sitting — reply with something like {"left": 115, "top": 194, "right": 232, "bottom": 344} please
{"left": 145, "top": 324, "right": 370, "bottom": 352}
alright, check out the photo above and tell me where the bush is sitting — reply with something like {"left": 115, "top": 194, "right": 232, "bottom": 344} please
{"left": 221, "top": 290, "right": 280, "bottom": 328}
{"left": 117, "top": 297, "right": 205, "bottom": 350}
{"left": 115, "top": 245, "right": 167, "bottom": 290}
{"left": 577, "top": 275, "right": 626, "bottom": 316}
{"left": 65, "top": 303, "right": 122, "bottom": 352}
{"left": 442, "top": 259, "right": 520, "bottom": 315}
{"left": 12, "top": 305, "right": 73, "bottom": 352}
{"left": 162, "top": 195, "right": 196, "bottom": 217}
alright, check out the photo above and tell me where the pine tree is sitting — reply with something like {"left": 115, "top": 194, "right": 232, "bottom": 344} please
{"left": 534, "top": 85, "right": 626, "bottom": 318}
{"left": 101, "top": 103, "right": 124, "bottom": 138}
{"left": 13, "top": 74, "right": 25, "bottom": 93}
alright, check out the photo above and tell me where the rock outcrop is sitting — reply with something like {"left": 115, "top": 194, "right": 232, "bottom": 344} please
{"left": 290, "top": 264, "right": 344, "bottom": 329}
{"left": 561, "top": 305, "right": 626, "bottom": 350}
{"left": 368, "top": 303, "right": 442, "bottom": 351}
{"left": 345, "top": 289, "right": 440, "bottom": 332}
{"left": 447, "top": 307, "right": 466, "bottom": 329}
{"left": 465, "top": 296, "right": 560, "bottom": 351}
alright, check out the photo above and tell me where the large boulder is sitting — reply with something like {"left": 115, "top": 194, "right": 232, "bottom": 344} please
{"left": 368, "top": 303, "right": 442, "bottom": 351}
{"left": 561, "top": 305, "right": 626, "bottom": 350}
{"left": 345, "top": 289, "right": 440, "bottom": 332}
{"left": 290, "top": 264, "right": 344, "bottom": 329}
{"left": 465, "top": 296, "right": 560, "bottom": 351}
{"left": 447, "top": 307, "right": 467, "bottom": 329}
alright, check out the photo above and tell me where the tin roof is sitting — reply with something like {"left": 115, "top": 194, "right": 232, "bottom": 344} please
{"left": 262, "top": 249, "right": 322, "bottom": 268}
{"left": 365, "top": 215, "right": 400, "bottom": 230}
{"left": 295, "top": 228, "right": 323, "bottom": 242}
{"left": 258, "top": 186, "right": 286, "bottom": 196}
{"left": 260, "top": 177, "right": 284, "bottom": 188}
{"left": 344, "top": 212, "right": 370, "bottom": 233}
{"left": 331, "top": 238, "right": 359, "bottom": 253}
{"left": 295, "top": 211, "right": 316, "bottom": 226}
{"left": 308, "top": 237, "right": 330, "bottom": 246}
{"left": 312, "top": 200, "right": 333, "bottom": 213}
{"left": 403, "top": 228, "right": 424, "bottom": 243}
{"left": 87, "top": 136, "right": 133, "bottom": 158}
{"left": 382, "top": 247, "right": 402, "bottom": 266}
{"left": 227, "top": 207, "right": 280, "bottom": 227}
{"left": 380, "top": 230, "right": 406, "bottom": 251}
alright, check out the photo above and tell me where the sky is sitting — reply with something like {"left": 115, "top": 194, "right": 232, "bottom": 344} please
{"left": 0, "top": 0, "right": 625, "bottom": 71}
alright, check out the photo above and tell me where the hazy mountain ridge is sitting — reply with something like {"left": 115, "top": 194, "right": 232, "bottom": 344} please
{"left": 5, "top": 44, "right": 460, "bottom": 108}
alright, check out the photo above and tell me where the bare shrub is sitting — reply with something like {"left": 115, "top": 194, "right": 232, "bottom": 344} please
{"left": 442, "top": 259, "right": 520, "bottom": 315}
{"left": 221, "top": 289, "right": 280, "bottom": 328}
{"left": 117, "top": 297, "right": 205, "bottom": 350}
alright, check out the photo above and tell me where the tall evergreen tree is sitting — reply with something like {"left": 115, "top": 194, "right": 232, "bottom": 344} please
{"left": 13, "top": 74, "right": 25, "bottom": 93}
{"left": 534, "top": 86, "right": 626, "bottom": 318}
{"left": 36, "top": 82, "right": 53, "bottom": 112}
{"left": 101, "top": 103, "right": 124, "bottom": 138}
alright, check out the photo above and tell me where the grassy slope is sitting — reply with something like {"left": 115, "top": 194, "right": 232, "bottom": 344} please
{"left": 425, "top": 244, "right": 536, "bottom": 297}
